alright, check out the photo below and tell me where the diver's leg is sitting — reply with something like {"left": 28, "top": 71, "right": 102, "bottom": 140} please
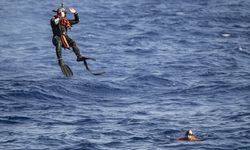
{"left": 53, "top": 36, "right": 63, "bottom": 66}
{"left": 66, "top": 36, "right": 90, "bottom": 61}
{"left": 72, "top": 43, "right": 83, "bottom": 60}
{"left": 53, "top": 36, "right": 73, "bottom": 77}
{"left": 66, "top": 36, "right": 81, "bottom": 58}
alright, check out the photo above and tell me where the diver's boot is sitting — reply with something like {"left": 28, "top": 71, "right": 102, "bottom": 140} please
{"left": 76, "top": 56, "right": 86, "bottom": 62}
{"left": 77, "top": 56, "right": 96, "bottom": 62}
{"left": 72, "top": 43, "right": 95, "bottom": 62}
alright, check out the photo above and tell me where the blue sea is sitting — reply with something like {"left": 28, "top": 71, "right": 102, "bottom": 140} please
{"left": 0, "top": 0, "right": 250, "bottom": 149}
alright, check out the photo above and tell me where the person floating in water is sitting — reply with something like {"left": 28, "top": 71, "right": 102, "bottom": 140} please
{"left": 176, "top": 130, "right": 199, "bottom": 141}
{"left": 50, "top": 3, "right": 98, "bottom": 77}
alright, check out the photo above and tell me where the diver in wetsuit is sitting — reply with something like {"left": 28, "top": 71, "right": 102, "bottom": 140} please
{"left": 50, "top": 4, "right": 104, "bottom": 77}
{"left": 50, "top": 6, "right": 87, "bottom": 68}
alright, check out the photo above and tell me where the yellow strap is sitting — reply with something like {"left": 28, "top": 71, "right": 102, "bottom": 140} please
{"left": 61, "top": 35, "right": 70, "bottom": 48}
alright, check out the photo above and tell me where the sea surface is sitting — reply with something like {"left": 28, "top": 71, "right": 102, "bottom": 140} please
{"left": 0, "top": 0, "right": 250, "bottom": 149}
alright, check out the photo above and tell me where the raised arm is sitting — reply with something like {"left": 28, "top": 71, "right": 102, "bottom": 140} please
{"left": 68, "top": 7, "right": 80, "bottom": 25}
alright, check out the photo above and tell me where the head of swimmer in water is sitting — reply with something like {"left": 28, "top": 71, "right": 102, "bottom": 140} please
{"left": 185, "top": 130, "right": 194, "bottom": 139}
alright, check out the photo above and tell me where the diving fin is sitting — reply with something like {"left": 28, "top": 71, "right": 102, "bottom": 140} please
{"left": 83, "top": 59, "right": 105, "bottom": 76}
{"left": 60, "top": 64, "right": 73, "bottom": 77}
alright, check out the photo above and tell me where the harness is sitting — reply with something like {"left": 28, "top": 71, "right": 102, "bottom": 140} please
{"left": 55, "top": 15, "right": 72, "bottom": 49}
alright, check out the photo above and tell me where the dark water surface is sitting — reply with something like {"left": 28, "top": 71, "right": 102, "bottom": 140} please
{"left": 0, "top": 0, "right": 250, "bottom": 149}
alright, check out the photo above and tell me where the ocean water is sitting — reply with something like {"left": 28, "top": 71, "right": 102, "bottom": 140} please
{"left": 0, "top": 0, "right": 250, "bottom": 149}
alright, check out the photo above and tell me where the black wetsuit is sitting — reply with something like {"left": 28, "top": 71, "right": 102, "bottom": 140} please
{"left": 50, "top": 13, "right": 82, "bottom": 65}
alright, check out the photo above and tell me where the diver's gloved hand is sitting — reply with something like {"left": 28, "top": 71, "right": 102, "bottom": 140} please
{"left": 58, "top": 58, "right": 64, "bottom": 66}
{"left": 69, "top": 7, "right": 77, "bottom": 14}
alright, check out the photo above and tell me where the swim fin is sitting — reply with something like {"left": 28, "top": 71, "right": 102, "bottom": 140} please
{"left": 83, "top": 59, "right": 105, "bottom": 76}
{"left": 60, "top": 64, "right": 73, "bottom": 77}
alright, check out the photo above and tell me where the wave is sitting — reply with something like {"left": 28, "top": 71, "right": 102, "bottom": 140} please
{"left": 124, "top": 74, "right": 185, "bottom": 88}
{"left": 0, "top": 77, "right": 132, "bottom": 102}
{"left": 0, "top": 116, "right": 32, "bottom": 125}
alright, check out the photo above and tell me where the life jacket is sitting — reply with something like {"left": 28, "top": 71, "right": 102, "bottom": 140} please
{"left": 60, "top": 18, "right": 72, "bottom": 29}
{"left": 55, "top": 14, "right": 72, "bottom": 29}
{"left": 176, "top": 137, "right": 199, "bottom": 141}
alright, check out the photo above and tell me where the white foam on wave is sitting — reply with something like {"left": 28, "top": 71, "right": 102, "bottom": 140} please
{"left": 222, "top": 33, "right": 231, "bottom": 37}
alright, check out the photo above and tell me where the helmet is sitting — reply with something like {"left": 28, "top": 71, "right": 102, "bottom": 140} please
{"left": 57, "top": 7, "right": 66, "bottom": 14}
{"left": 52, "top": 3, "right": 67, "bottom": 14}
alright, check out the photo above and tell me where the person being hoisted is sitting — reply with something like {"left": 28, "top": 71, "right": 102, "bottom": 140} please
{"left": 50, "top": 3, "right": 94, "bottom": 77}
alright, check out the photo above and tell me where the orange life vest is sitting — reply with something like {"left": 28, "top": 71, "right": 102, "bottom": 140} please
{"left": 60, "top": 18, "right": 72, "bottom": 29}
{"left": 176, "top": 137, "right": 199, "bottom": 141}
